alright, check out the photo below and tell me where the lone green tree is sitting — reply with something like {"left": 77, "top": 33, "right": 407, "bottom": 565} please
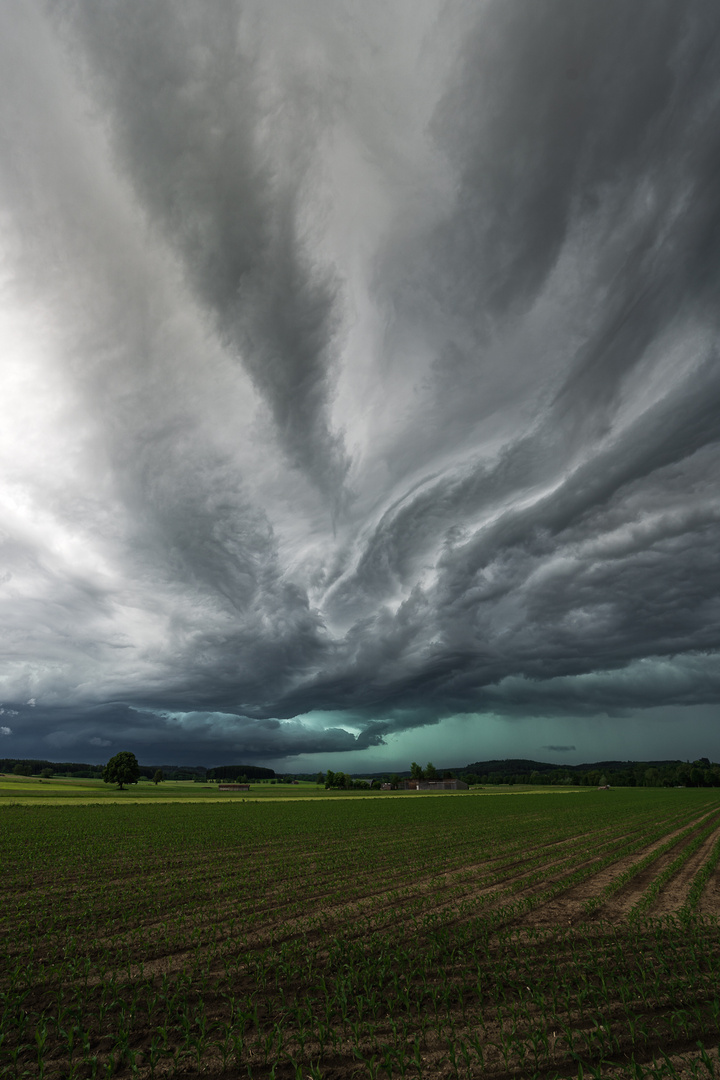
{"left": 153, "top": 769, "right": 163, "bottom": 785}
{"left": 102, "top": 752, "right": 140, "bottom": 790}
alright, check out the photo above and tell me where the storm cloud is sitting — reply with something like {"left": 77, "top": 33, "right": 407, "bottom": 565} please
{"left": 2, "top": 1, "right": 720, "bottom": 766}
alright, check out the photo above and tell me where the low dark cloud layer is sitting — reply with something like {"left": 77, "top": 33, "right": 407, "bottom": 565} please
{"left": 2, "top": 1, "right": 720, "bottom": 766}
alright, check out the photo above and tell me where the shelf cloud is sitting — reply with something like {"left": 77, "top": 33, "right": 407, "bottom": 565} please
{"left": 2, "top": 1, "right": 720, "bottom": 765}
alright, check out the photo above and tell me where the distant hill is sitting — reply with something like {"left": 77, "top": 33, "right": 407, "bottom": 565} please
{"left": 330, "top": 757, "right": 719, "bottom": 789}
{"left": 463, "top": 758, "right": 689, "bottom": 775}
{"left": 464, "top": 758, "right": 561, "bottom": 775}
{"left": 206, "top": 765, "right": 276, "bottom": 780}
{"left": 0, "top": 758, "right": 209, "bottom": 779}
{"left": 324, "top": 758, "right": 696, "bottom": 781}
{"left": 0, "top": 757, "right": 281, "bottom": 781}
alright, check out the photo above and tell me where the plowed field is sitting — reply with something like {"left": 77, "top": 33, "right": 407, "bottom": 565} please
{"left": 2, "top": 789, "right": 720, "bottom": 1079}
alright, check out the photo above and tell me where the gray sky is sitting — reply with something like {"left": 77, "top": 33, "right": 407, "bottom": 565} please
{"left": 2, "top": 0, "right": 720, "bottom": 771}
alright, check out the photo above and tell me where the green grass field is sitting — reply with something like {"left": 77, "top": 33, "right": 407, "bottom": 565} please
{"left": 2, "top": 788, "right": 720, "bottom": 1078}
{"left": 0, "top": 774, "right": 579, "bottom": 804}
{"left": 0, "top": 775, "right": 382, "bottom": 803}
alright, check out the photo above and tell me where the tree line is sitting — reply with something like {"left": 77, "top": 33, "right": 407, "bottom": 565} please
{"left": 460, "top": 759, "right": 720, "bottom": 788}
{"left": 0, "top": 759, "right": 276, "bottom": 782}
{"left": 5, "top": 756, "right": 720, "bottom": 789}
{"left": 317, "top": 759, "right": 720, "bottom": 789}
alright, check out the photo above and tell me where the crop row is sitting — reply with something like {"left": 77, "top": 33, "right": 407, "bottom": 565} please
{"left": 2, "top": 789, "right": 719, "bottom": 1078}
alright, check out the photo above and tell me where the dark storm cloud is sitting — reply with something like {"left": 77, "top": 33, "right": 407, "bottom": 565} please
{"left": 4, "top": 1, "right": 720, "bottom": 764}
{"left": 303, "top": 2, "right": 720, "bottom": 721}
{"left": 5, "top": 701, "right": 380, "bottom": 765}
{"left": 55, "top": 0, "right": 350, "bottom": 505}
